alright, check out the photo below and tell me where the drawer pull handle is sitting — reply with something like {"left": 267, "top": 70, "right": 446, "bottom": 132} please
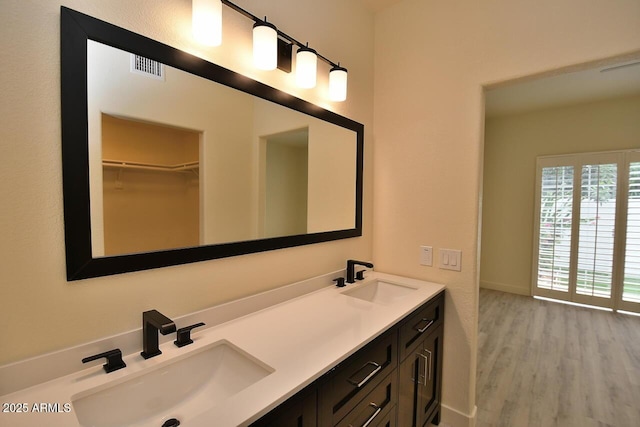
{"left": 347, "top": 361, "right": 382, "bottom": 388}
{"left": 355, "top": 403, "right": 382, "bottom": 427}
{"left": 415, "top": 318, "right": 434, "bottom": 333}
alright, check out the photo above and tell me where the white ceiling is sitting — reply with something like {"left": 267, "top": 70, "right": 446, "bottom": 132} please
{"left": 485, "top": 60, "right": 640, "bottom": 118}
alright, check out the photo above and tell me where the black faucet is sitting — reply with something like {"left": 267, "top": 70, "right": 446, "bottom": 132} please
{"left": 82, "top": 348, "right": 126, "bottom": 373}
{"left": 174, "top": 322, "right": 206, "bottom": 348}
{"left": 346, "top": 259, "right": 374, "bottom": 283}
{"left": 141, "top": 310, "right": 176, "bottom": 359}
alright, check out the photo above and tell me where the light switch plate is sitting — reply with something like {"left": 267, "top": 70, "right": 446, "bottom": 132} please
{"left": 420, "top": 246, "right": 433, "bottom": 266}
{"left": 439, "top": 249, "right": 462, "bottom": 271}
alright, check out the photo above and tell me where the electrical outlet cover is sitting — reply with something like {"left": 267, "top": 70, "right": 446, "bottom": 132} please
{"left": 420, "top": 246, "right": 433, "bottom": 266}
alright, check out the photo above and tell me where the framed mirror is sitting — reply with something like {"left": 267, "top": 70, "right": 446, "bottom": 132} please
{"left": 61, "top": 7, "right": 363, "bottom": 280}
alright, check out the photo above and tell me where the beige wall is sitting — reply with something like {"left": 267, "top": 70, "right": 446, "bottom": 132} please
{"left": 103, "top": 167, "right": 200, "bottom": 255}
{"left": 481, "top": 95, "right": 640, "bottom": 296}
{"left": 0, "top": 0, "right": 374, "bottom": 365}
{"left": 264, "top": 139, "right": 308, "bottom": 237}
{"left": 372, "top": 0, "right": 640, "bottom": 425}
{"left": 306, "top": 121, "right": 358, "bottom": 233}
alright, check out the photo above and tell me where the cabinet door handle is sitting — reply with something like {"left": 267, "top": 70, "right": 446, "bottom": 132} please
{"left": 347, "top": 361, "right": 382, "bottom": 388}
{"left": 417, "top": 352, "right": 429, "bottom": 386}
{"left": 424, "top": 349, "right": 433, "bottom": 381}
{"left": 351, "top": 403, "right": 382, "bottom": 427}
{"left": 415, "top": 318, "right": 434, "bottom": 333}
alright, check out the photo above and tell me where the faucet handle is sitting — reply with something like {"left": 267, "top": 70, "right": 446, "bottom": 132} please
{"left": 174, "top": 322, "right": 205, "bottom": 347}
{"left": 333, "top": 277, "right": 346, "bottom": 287}
{"left": 82, "top": 348, "right": 126, "bottom": 373}
{"left": 355, "top": 270, "right": 367, "bottom": 280}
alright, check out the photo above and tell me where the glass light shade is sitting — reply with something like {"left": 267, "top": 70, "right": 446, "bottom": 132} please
{"left": 253, "top": 21, "right": 278, "bottom": 70}
{"left": 296, "top": 46, "right": 317, "bottom": 89}
{"left": 192, "top": 0, "right": 222, "bottom": 46}
{"left": 329, "top": 66, "right": 348, "bottom": 101}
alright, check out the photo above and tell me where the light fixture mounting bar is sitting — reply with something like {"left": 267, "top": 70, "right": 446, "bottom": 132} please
{"left": 220, "top": 0, "right": 340, "bottom": 68}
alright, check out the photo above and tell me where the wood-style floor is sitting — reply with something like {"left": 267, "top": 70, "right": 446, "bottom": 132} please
{"left": 476, "top": 289, "right": 640, "bottom": 427}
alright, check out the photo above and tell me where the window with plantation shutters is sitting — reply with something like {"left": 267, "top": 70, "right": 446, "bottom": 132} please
{"left": 623, "top": 161, "right": 640, "bottom": 305}
{"left": 532, "top": 150, "right": 640, "bottom": 313}
{"left": 576, "top": 163, "right": 617, "bottom": 299}
{"left": 537, "top": 165, "right": 573, "bottom": 292}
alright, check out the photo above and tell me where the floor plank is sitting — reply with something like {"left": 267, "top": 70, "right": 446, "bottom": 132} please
{"left": 476, "top": 289, "right": 640, "bottom": 427}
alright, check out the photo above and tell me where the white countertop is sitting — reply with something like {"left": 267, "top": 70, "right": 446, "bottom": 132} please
{"left": 0, "top": 272, "right": 444, "bottom": 427}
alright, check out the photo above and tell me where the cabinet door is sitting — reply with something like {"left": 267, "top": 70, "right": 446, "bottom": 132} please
{"left": 397, "top": 350, "right": 421, "bottom": 427}
{"left": 397, "top": 325, "right": 443, "bottom": 427}
{"left": 417, "top": 325, "right": 443, "bottom": 426}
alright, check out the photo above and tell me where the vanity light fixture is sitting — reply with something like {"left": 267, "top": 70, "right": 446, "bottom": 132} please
{"left": 329, "top": 64, "right": 348, "bottom": 102}
{"left": 296, "top": 44, "right": 318, "bottom": 89}
{"left": 192, "top": 0, "right": 348, "bottom": 101}
{"left": 192, "top": 0, "right": 222, "bottom": 46}
{"left": 253, "top": 18, "right": 278, "bottom": 70}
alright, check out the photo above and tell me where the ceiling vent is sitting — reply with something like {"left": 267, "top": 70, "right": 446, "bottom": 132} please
{"left": 130, "top": 54, "right": 165, "bottom": 80}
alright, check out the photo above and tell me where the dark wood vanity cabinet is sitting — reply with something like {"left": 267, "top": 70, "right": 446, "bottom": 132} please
{"left": 397, "top": 293, "right": 444, "bottom": 427}
{"left": 250, "top": 292, "right": 444, "bottom": 427}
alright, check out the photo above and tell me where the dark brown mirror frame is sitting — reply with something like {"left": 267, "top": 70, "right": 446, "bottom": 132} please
{"left": 60, "top": 7, "right": 363, "bottom": 281}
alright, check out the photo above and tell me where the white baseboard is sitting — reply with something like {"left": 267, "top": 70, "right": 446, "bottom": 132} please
{"left": 440, "top": 404, "right": 477, "bottom": 427}
{"left": 480, "top": 280, "right": 530, "bottom": 296}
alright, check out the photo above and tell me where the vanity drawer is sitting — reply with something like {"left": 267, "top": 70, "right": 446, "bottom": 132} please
{"left": 399, "top": 291, "right": 444, "bottom": 361}
{"left": 335, "top": 372, "right": 396, "bottom": 427}
{"left": 373, "top": 404, "right": 396, "bottom": 427}
{"left": 319, "top": 329, "right": 397, "bottom": 425}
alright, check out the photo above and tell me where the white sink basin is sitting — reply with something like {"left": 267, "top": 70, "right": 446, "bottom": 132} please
{"left": 342, "top": 280, "right": 417, "bottom": 304}
{"left": 72, "top": 340, "right": 273, "bottom": 427}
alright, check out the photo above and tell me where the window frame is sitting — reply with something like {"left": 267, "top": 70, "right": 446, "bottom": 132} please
{"left": 531, "top": 149, "right": 640, "bottom": 313}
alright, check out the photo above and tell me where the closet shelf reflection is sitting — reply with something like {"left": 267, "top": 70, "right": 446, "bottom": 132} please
{"left": 103, "top": 159, "right": 199, "bottom": 175}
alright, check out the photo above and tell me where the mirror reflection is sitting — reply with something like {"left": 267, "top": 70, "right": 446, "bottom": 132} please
{"left": 87, "top": 41, "right": 357, "bottom": 257}
{"left": 101, "top": 115, "right": 200, "bottom": 256}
